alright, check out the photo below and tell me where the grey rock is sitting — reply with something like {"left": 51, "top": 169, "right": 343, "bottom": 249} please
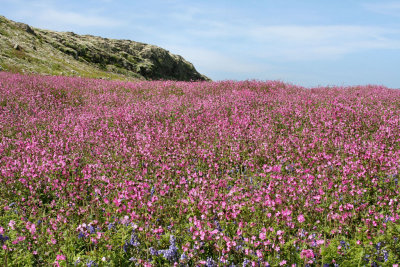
{"left": 15, "top": 22, "right": 36, "bottom": 36}
{"left": 13, "top": 43, "right": 22, "bottom": 50}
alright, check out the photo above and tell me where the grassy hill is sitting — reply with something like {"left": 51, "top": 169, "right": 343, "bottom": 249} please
{"left": 0, "top": 15, "right": 209, "bottom": 81}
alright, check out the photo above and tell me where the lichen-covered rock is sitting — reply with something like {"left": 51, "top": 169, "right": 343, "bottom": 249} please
{"left": 13, "top": 43, "right": 22, "bottom": 50}
{"left": 0, "top": 15, "right": 209, "bottom": 81}
{"left": 15, "top": 22, "right": 36, "bottom": 36}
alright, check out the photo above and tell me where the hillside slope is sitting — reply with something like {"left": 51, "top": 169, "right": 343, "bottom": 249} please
{"left": 0, "top": 15, "right": 209, "bottom": 81}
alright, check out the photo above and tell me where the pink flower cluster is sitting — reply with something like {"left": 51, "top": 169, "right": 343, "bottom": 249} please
{"left": 0, "top": 72, "right": 400, "bottom": 265}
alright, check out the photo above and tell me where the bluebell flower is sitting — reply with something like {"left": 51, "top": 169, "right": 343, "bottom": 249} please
{"left": 364, "top": 254, "right": 370, "bottom": 263}
{"left": 129, "top": 257, "right": 136, "bottom": 262}
{"left": 340, "top": 240, "right": 350, "bottom": 250}
{"left": 123, "top": 242, "right": 129, "bottom": 252}
{"left": 242, "top": 259, "right": 250, "bottom": 267}
{"left": 0, "top": 234, "right": 10, "bottom": 244}
{"left": 214, "top": 219, "right": 223, "bottom": 232}
{"left": 150, "top": 187, "right": 155, "bottom": 196}
{"left": 74, "top": 258, "right": 81, "bottom": 266}
{"left": 383, "top": 250, "right": 389, "bottom": 262}
{"left": 129, "top": 230, "right": 140, "bottom": 247}
{"left": 158, "top": 235, "right": 178, "bottom": 262}
{"left": 375, "top": 242, "right": 383, "bottom": 250}
{"left": 323, "top": 264, "right": 330, "bottom": 267}
{"left": 158, "top": 248, "right": 178, "bottom": 262}
{"left": 78, "top": 232, "right": 85, "bottom": 239}
{"left": 108, "top": 223, "right": 114, "bottom": 230}
{"left": 149, "top": 247, "right": 158, "bottom": 256}
{"left": 170, "top": 235, "right": 176, "bottom": 246}
{"left": 86, "top": 260, "right": 98, "bottom": 267}
{"left": 37, "top": 219, "right": 42, "bottom": 225}
{"left": 180, "top": 252, "right": 187, "bottom": 261}
{"left": 206, "top": 257, "right": 217, "bottom": 267}
{"left": 88, "top": 225, "right": 95, "bottom": 234}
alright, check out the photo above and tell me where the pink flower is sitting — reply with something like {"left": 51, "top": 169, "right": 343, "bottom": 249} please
{"left": 297, "top": 214, "right": 305, "bottom": 223}
{"left": 56, "top": 254, "right": 66, "bottom": 261}
{"left": 279, "top": 260, "right": 287, "bottom": 266}
{"left": 300, "top": 249, "right": 315, "bottom": 259}
{"left": 256, "top": 250, "right": 263, "bottom": 258}
{"left": 8, "top": 220, "right": 16, "bottom": 230}
{"left": 259, "top": 232, "right": 266, "bottom": 240}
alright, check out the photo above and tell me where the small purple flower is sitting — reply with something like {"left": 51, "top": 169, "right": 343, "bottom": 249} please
{"left": 86, "top": 260, "right": 97, "bottom": 267}
{"left": 129, "top": 231, "right": 140, "bottom": 247}
{"left": 0, "top": 234, "right": 10, "bottom": 244}
{"left": 206, "top": 257, "right": 217, "bottom": 267}
{"left": 180, "top": 253, "right": 187, "bottom": 261}
{"left": 149, "top": 247, "right": 158, "bottom": 256}
{"left": 88, "top": 225, "right": 95, "bottom": 234}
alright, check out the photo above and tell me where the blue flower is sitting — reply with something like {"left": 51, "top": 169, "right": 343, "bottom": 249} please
{"left": 375, "top": 242, "right": 383, "bottom": 250}
{"left": 129, "top": 231, "right": 140, "bottom": 247}
{"left": 149, "top": 247, "right": 158, "bottom": 256}
{"left": 206, "top": 257, "right": 217, "bottom": 267}
{"left": 88, "top": 225, "right": 95, "bottom": 234}
{"left": 86, "top": 260, "right": 98, "bottom": 267}
{"left": 340, "top": 240, "right": 350, "bottom": 250}
{"left": 383, "top": 250, "right": 389, "bottom": 262}
{"left": 78, "top": 232, "right": 85, "bottom": 239}
{"left": 123, "top": 242, "right": 129, "bottom": 252}
{"left": 158, "top": 235, "right": 178, "bottom": 262}
{"left": 0, "top": 234, "right": 10, "bottom": 244}
{"left": 107, "top": 223, "right": 114, "bottom": 230}
{"left": 242, "top": 259, "right": 250, "bottom": 267}
{"left": 180, "top": 253, "right": 187, "bottom": 261}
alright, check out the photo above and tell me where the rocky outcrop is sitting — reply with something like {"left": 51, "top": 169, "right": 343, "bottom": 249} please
{"left": 0, "top": 15, "right": 209, "bottom": 81}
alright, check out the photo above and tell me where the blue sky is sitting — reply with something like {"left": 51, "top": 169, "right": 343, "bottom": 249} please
{"left": 1, "top": 0, "right": 400, "bottom": 88}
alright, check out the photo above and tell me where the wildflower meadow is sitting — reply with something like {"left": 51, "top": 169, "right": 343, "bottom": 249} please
{"left": 0, "top": 72, "right": 400, "bottom": 266}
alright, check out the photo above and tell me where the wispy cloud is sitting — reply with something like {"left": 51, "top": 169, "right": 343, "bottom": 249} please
{"left": 247, "top": 25, "right": 400, "bottom": 60}
{"left": 11, "top": 1, "right": 123, "bottom": 30}
{"left": 363, "top": 2, "right": 400, "bottom": 16}
{"left": 36, "top": 8, "right": 123, "bottom": 28}
{"left": 166, "top": 46, "right": 271, "bottom": 79}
